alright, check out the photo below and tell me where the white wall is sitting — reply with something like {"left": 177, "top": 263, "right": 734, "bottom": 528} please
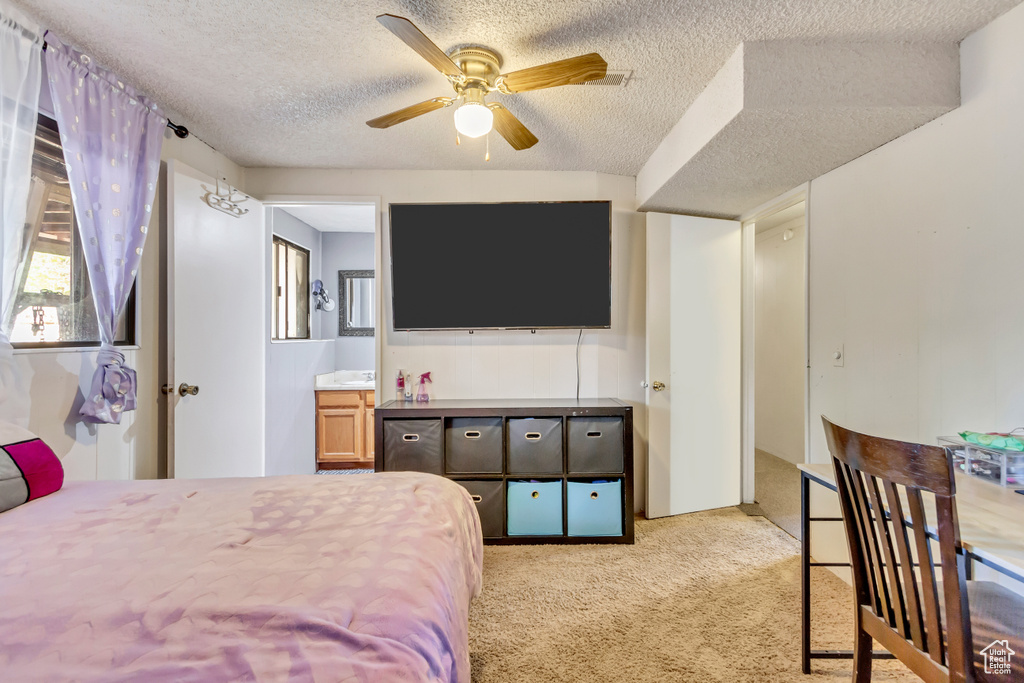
{"left": 321, "top": 231, "right": 375, "bottom": 371}
{"left": 265, "top": 339, "right": 332, "bottom": 475}
{"left": 754, "top": 218, "right": 806, "bottom": 464}
{"left": 807, "top": 1, "right": 1024, "bottom": 463}
{"left": 247, "top": 170, "right": 649, "bottom": 511}
{"left": 2, "top": 129, "right": 247, "bottom": 481}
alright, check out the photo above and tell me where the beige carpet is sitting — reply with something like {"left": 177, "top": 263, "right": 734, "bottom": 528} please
{"left": 469, "top": 508, "right": 916, "bottom": 682}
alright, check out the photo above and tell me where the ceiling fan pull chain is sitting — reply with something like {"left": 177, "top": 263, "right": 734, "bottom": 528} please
{"left": 485, "top": 133, "right": 490, "bottom": 162}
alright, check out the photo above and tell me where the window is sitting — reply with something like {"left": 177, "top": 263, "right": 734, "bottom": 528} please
{"left": 272, "top": 236, "right": 310, "bottom": 340}
{"left": 5, "top": 115, "right": 135, "bottom": 348}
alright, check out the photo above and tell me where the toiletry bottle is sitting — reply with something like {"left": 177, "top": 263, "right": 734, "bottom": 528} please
{"left": 404, "top": 373, "right": 413, "bottom": 402}
{"left": 396, "top": 370, "right": 405, "bottom": 402}
{"left": 416, "top": 372, "right": 432, "bottom": 402}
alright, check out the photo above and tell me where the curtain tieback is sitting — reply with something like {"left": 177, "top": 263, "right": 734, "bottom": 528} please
{"left": 80, "top": 344, "right": 137, "bottom": 424}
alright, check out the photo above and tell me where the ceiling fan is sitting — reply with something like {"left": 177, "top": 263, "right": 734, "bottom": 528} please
{"left": 366, "top": 14, "right": 608, "bottom": 153}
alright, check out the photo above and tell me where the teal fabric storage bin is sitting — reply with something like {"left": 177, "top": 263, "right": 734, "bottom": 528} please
{"left": 506, "top": 480, "right": 563, "bottom": 536}
{"left": 567, "top": 480, "right": 623, "bottom": 537}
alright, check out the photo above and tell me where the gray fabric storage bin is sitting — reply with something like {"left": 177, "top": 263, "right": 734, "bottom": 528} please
{"left": 567, "top": 417, "right": 625, "bottom": 473}
{"left": 446, "top": 417, "right": 503, "bottom": 474}
{"left": 455, "top": 480, "right": 504, "bottom": 538}
{"left": 507, "top": 417, "right": 563, "bottom": 474}
{"left": 383, "top": 419, "right": 443, "bottom": 474}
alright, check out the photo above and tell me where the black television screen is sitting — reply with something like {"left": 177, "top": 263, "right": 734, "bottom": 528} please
{"left": 390, "top": 201, "right": 611, "bottom": 330}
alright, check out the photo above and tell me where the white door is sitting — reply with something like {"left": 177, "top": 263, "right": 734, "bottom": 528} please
{"left": 167, "top": 161, "right": 265, "bottom": 478}
{"left": 646, "top": 213, "right": 741, "bottom": 518}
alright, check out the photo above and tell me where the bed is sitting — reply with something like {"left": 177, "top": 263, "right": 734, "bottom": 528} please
{"left": 0, "top": 471, "right": 483, "bottom": 682}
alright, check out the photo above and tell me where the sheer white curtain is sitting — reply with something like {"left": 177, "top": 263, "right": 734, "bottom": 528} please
{"left": 0, "top": 8, "right": 41, "bottom": 416}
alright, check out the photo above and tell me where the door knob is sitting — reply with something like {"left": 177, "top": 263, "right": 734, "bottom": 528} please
{"left": 652, "top": 381, "right": 666, "bottom": 392}
{"left": 178, "top": 383, "right": 199, "bottom": 397}
{"left": 161, "top": 384, "right": 173, "bottom": 395}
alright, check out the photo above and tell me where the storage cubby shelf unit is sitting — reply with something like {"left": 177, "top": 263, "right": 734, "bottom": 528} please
{"left": 375, "top": 398, "right": 634, "bottom": 545}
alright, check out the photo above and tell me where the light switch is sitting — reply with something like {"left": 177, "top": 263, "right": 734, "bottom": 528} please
{"left": 833, "top": 344, "right": 844, "bottom": 367}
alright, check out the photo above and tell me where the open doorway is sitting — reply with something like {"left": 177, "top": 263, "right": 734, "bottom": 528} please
{"left": 742, "top": 197, "right": 807, "bottom": 538}
{"left": 262, "top": 199, "right": 380, "bottom": 476}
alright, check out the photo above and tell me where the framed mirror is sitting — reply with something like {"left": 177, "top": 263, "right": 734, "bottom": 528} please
{"left": 339, "top": 270, "right": 374, "bottom": 336}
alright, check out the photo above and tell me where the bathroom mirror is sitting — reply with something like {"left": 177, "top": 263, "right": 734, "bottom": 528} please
{"left": 339, "top": 270, "right": 374, "bottom": 336}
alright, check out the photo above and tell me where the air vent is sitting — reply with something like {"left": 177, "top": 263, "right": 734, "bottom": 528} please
{"left": 574, "top": 70, "right": 632, "bottom": 88}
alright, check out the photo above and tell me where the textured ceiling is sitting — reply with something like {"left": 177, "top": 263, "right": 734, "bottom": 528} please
{"left": 8, "top": 0, "right": 1022, "bottom": 174}
{"left": 636, "top": 41, "right": 960, "bottom": 218}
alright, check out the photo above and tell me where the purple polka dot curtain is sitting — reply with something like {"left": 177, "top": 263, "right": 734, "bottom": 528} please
{"left": 44, "top": 33, "right": 165, "bottom": 424}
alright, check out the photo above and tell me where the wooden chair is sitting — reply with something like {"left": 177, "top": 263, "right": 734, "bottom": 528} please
{"left": 821, "top": 417, "right": 1023, "bottom": 683}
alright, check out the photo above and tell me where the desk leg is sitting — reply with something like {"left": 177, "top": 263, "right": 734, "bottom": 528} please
{"left": 801, "top": 471, "right": 811, "bottom": 675}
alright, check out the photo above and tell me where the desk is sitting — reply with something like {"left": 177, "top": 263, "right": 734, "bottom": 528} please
{"left": 798, "top": 462, "right": 1024, "bottom": 674}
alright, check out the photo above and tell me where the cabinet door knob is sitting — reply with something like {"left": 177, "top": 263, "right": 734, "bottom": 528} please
{"left": 652, "top": 381, "right": 666, "bottom": 392}
{"left": 178, "top": 383, "right": 199, "bottom": 397}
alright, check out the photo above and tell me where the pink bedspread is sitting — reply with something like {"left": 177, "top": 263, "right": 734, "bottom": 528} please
{"left": 0, "top": 472, "right": 483, "bottom": 682}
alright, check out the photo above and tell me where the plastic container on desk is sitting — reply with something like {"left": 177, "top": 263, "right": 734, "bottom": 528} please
{"left": 938, "top": 436, "right": 1023, "bottom": 487}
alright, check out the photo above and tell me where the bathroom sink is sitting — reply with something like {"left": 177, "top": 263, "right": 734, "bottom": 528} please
{"left": 314, "top": 371, "right": 376, "bottom": 391}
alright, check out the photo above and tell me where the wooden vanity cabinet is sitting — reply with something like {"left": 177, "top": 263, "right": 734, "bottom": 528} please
{"left": 316, "top": 390, "right": 375, "bottom": 470}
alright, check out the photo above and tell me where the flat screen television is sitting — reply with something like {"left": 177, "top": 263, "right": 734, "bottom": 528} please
{"left": 390, "top": 201, "right": 611, "bottom": 331}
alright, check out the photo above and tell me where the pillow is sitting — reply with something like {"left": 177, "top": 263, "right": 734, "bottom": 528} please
{"left": 0, "top": 422, "right": 64, "bottom": 513}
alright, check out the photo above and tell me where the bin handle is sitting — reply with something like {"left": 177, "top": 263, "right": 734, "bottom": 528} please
{"left": 471, "top": 495, "right": 483, "bottom": 503}
{"left": 403, "top": 434, "right": 420, "bottom": 442}
{"left": 464, "top": 431, "right": 481, "bottom": 439}
{"left": 525, "top": 432, "right": 542, "bottom": 441}
{"left": 590, "top": 491, "right": 599, "bottom": 499}
{"left": 586, "top": 431, "right": 602, "bottom": 438}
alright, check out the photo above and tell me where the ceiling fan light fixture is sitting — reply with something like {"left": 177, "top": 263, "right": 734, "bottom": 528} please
{"left": 454, "top": 102, "right": 493, "bottom": 138}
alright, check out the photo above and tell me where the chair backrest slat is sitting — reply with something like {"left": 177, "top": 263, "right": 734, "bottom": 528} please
{"left": 821, "top": 417, "right": 976, "bottom": 683}
{"left": 848, "top": 465, "right": 895, "bottom": 621}
{"left": 866, "top": 475, "right": 910, "bottom": 638}
{"left": 906, "top": 487, "right": 945, "bottom": 664}
{"left": 882, "top": 479, "right": 926, "bottom": 650}
{"left": 836, "top": 462, "right": 882, "bottom": 609}
{"left": 935, "top": 501, "right": 973, "bottom": 678}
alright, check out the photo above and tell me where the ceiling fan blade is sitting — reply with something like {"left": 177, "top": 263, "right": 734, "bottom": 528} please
{"left": 497, "top": 53, "right": 607, "bottom": 94}
{"left": 376, "top": 14, "right": 464, "bottom": 80}
{"left": 487, "top": 104, "right": 538, "bottom": 150}
{"left": 366, "top": 98, "right": 453, "bottom": 129}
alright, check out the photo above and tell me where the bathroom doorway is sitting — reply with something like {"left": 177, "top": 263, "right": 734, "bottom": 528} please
{"left": 263, "top": 197, "right": 381, "bottom": 475}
